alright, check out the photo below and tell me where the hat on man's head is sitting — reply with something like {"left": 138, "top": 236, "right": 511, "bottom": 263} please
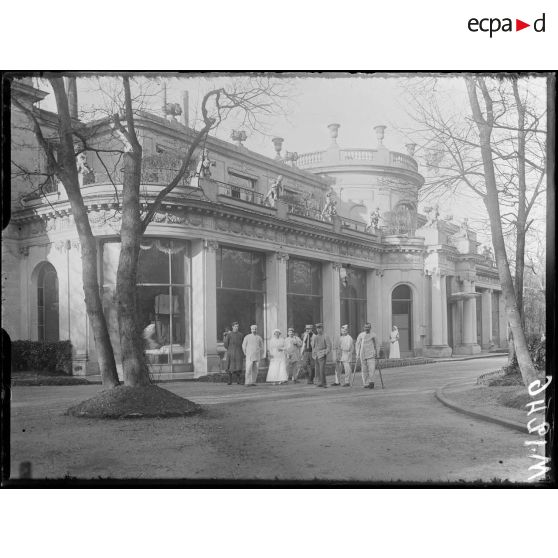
{"left": 315, "top": 323, "right": 324, "bottom": 328}
{"left": 232, "top": 321, "right": 239, "bottom": 326}
{"left": 288, "top": 327, "right": 294, "bottom": 332}
{"left": 305, "top": 324, "right": 313, "bottom": 329}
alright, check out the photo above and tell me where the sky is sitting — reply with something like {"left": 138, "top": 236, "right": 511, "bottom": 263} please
{"left": 34, "top": 73, "right": 547, "bottom": 248}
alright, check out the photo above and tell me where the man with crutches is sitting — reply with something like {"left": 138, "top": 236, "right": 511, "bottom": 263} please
{"left": 354, "top": 322, "right": 379, "bottom": 389}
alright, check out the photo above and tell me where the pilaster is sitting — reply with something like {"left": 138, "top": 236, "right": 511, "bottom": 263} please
{"left": 191, "top": 239, "right": 220, "bottom": 376}
{"left": 265, "top": 252, "right": 289, "bottom": 344}
{"left": 323, "top": 261, "right": 341, "bottom": 360}
{"left": 368, "top": 269, "right": 382, "bottom": 342}
{"left": 454, "top": 278, "right": 481, "bottom": 355}
{"left": 424, "top": 269, "right": 452, "bottom": 357}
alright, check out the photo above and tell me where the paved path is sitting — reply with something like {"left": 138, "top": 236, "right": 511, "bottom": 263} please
{"left": 9, "top": 356, "right": 539, "bottom": 483}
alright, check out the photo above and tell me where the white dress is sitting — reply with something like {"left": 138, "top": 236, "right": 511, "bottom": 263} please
{"left": 389, "top": 330, "right": 400, "bottom": 359}
{"left": 266, "top": 337, "right": 288, "bottom": 382}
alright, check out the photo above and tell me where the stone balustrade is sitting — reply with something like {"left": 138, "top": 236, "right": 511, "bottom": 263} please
{"left": 295, "top": 151, "right": 324, "bottom": 166}
{"left": 297, "top": 148, "right": 418, "bottom": 172}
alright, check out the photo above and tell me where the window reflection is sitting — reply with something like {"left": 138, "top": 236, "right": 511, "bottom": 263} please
{"left": 102, "top": 239, "right": 192, "bottom": 372}
{"left": 216, "top": 247, "right": 265, "bottom": 340}
{"left": 287, "top": 258, "right": 322, "bottom": 336}
{"left": 340, "top": 266, "right": 367, "bottom": 337}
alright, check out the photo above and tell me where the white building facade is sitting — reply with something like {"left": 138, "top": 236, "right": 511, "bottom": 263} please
{"left": 3, "top": 79, "right": 507, "bottom": 379}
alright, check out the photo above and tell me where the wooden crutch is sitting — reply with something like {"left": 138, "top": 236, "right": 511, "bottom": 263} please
{"left": 377, "top": 358, "right": 385, "bottom": 389}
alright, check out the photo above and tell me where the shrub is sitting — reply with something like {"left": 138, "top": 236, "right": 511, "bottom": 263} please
{"left": 506, "top": 334, "right": 545, "bottom": 375}
{"left": 11, "top": 340, "right": 73, "bottom": 375}
{"left": 526, "top": 334, "right": 545, "bottom": 371}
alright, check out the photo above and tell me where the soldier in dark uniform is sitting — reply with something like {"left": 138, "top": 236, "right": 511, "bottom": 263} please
{"left": 224, "top": 321, "right": 244, "bottom": 385}
{"left": 300, "top": 324, "right": 316, "bottom": 384}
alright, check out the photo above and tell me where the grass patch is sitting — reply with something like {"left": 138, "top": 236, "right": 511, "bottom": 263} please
{"left": 497, "top": 388, "right": 532, "bottom": 410}
{"left": 13, "top": 375, "right": 94, "bottom": 386}
{"left": 65, "top": 384, "right": 202, "bottom": 419}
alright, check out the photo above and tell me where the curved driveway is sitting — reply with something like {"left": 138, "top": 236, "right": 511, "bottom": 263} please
{"left": 10, "top": 356, "right": 537, "bottom": 482}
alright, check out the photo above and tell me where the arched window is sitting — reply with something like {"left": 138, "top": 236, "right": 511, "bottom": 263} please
{"left": 392, "top": 284, "right": 412, "bottom": 355}
{"left": 37, "top": 262, "right": 59, "bottom": 342}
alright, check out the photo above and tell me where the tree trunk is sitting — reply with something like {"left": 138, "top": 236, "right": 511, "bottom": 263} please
{"left": 512, "top": 79, "right": 527, "bottom": 328}
{"left": 483, "top": 163, "right": 536, "bottom": 385}
{"left": 507, "top": 327, "right": 517, "bottom": 369}
{"left": 116, "top": 150, "right": 151, "bottom": 387}
{"left": 465, "top": 78, "right": 538, "bottom": 387}
{"left": 50, "top": 78, "right": 120, "bottom": 388}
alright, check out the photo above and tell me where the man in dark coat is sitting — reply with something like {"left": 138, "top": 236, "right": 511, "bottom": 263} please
{"left": 224, "top": 321, "right": 244, "bottom": 385}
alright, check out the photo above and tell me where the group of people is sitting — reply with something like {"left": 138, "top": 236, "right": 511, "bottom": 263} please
{"left": 223, "top": 321, "right": 401, "bottom": 389}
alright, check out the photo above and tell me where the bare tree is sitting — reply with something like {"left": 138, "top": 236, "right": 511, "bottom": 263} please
{"left": 12, "top": 74, "right": 290, "bottom": 392}
{"left": 464, "top": 76, "right": 542, "bottom": 386}
{"left": 401, "top": 75, "right": 547, "bottom": 386}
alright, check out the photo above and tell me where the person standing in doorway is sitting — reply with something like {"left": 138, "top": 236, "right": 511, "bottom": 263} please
{"left": 355, "top": 322, "right": 378, "bottom": 389}
{"left": 300, "top": 324, "right": 315, "bottom": 384}
{"left": 285, "top": 327, "right": 302, "bottom": 382}
{"left": 242, "top": 324, "right": 264, "bottom": 386}
{"left": 389, "top": 325, "right": 400, "bottom": 359}
{"left": 333, "top": 324, "right": 354, "bottom": 386}
{"left": 224, "top": 321, "right": 244, "bottom": 385}
{"left": 311, "top": 323, "right": 332, "bottom": 388}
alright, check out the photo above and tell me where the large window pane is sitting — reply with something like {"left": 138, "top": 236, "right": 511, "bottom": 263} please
{"left": 250, "top": 253, "right": 265, "bottom": 291}
{"left": 288, "top": 259, "right": 310, "bottom": 295}
{"left": 170, "top": 241, "right": 187, "bottom": 285}
{"left": 287, "top": 258, "right": 322, "bottom": 335}
{"left": 102, "top": 238, "right": 192, "bottom": 370}
{"left": 138, "top": 240, "right": 170, "bottom": 284}
{"left": 217, "top": 290, "right": 264, "bottom": 341}
{"left": 216, "top": 247, "right": 265, "bottom": 341}
{"left": 287, "top": 295, "right": 322, "bottom": 337}
{"left": 138, "top": 286, "right": 189, "bottom": 365}
{"left": 311, "top": 262, "right": 322, "bottom": 294}
{"left": 340, "top": 267, "right": 366, "bottom": 336}
{"left": 287, "top": 259, "right": 322, "bottom": 296}
{"left": 218, "top": 248, "right": 253, "bottom": 290}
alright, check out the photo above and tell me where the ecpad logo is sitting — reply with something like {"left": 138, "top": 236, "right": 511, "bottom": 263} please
{"left": 468, "top": 13, "right": 546, "bottom": 37}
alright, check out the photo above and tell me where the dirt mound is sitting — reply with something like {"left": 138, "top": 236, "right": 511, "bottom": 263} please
{"left": 65, "top": 384, "right": 202, "bottom": 419}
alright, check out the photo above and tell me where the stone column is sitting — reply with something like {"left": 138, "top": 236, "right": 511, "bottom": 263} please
{"left": 424, "top": 270, "right": 452, "bottom": 357}
{"left": 481, "top": 289, "right": 493, "bottom": 349}
{"left": 265, "top": 252, "right": 288, "bottom": 346}
{"left": 323, "top": 262, "right": 341, "bottom": 361}
{"left": 440, "top": 274, "right": 449, "bottom": 346}
{"left": 191, "top": 239, "right": 220, "bottom": 377}
{"left": 454, "top": 279, "right": 481, "bottom": 355}
{"left": 367, "top": 269, "right": 382, "bottom": 341}
{"left": 462, "top": 297, "right": 474, "bottom": 344}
